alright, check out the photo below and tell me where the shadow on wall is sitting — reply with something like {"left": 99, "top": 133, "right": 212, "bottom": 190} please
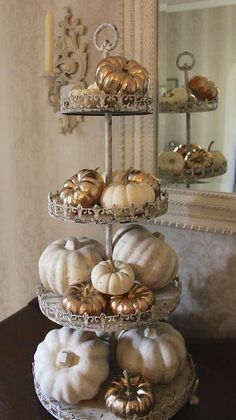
{"left": 171, "top": 253, "right": 236, "bottom": 339}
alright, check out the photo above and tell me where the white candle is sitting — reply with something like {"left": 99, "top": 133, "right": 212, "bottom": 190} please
{"left": 45, "top": 11, "right": 54, "bottom": 74}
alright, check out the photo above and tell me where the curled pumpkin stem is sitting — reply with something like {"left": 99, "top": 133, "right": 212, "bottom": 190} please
{"left": 122, "top": 167, "right": 133, "bottom": 185}
{"left": 208, "top": 141, "right": 215, "bottom": 151}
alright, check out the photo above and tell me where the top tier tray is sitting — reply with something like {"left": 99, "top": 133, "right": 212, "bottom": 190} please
{"left": 61, "top": 92, "right": 153, "bottom": 116}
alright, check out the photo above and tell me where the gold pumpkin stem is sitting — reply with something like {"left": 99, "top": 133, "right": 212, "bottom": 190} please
{"left": 94, "top": 167, "right": 100, "bottom": 171}
{"left": 208, "top": 141, "right": 215, "bottom": 151}
{"left": 83, "top": 285, "right": 90, "bottom": 296}
{"left": 108, "top": 255, "right": 117, "bottom": 273}
{"left": 123, "top": 370, "right": 132, "bottom": 396}
{"left": 122, "top": 167, "right": 133, "bottom": 185}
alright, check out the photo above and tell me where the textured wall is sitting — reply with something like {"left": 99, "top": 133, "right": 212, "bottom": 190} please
{"left": 147, "top": 224, "right": 236, "bottom": 339}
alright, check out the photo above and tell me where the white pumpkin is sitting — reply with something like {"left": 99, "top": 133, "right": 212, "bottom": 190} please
{"left": 112, "top": 225, "right": 178, "bottom": 290}
{"left": 91, "top": 258, "right": 135, "bottom": 295}
{"left": 38, "top": 237, "right": 106, "bottom": 295}
{"left": 160, "top": 87, "right": 188, "bottom": 109}
{"left": 208, "top": 141, "right": 227, "bottom": 168}
{"left": 34, "top": 327, "right": 109, "bottom": 404}
{"left": 158, "top": 151, "right": 184, "bottom": 175}
{"left": 116, "top": 323, "right": 187, "bottom": 384}
{"left": 101, "top": 182, "right": 155, "bottom": 208}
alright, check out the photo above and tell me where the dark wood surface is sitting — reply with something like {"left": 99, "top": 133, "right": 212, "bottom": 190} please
{"left": 0, "top": 298, "right": 235, "bottom": 420}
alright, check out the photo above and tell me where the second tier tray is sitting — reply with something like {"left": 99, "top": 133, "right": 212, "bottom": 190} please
{"left": 37, "top": 278, "right": 181, "bottom": 332}
{"left": 48, "top": 191, "right": 169, "bottom": 224}
{"left": 33, "top": 354, "right": 197, "bottom": 420}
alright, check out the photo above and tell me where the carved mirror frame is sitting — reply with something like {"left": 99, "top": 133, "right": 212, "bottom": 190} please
{"left": 122, "top": 0, "right": 236, "bottom": 235}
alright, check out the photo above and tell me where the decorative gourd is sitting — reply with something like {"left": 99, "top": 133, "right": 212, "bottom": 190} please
{"left": 116, "top": 323, "right": 187, "bottom": 384}
{"left": 91, "top": 258, "right": 135, "bottom": 295}
{"left": 95, "top": 56, "right": 150, "bottom": 95}
{"left": 105, "top": 370, "right": 154, "bottom": 418}
{"left": 208, "top": 141, "right": 226, "bottom": 168}
{"left": 34, "top": 327, "right": 109, "bottom": 404}
{"left": 60, "top": 168, "right": 105, "bottom": 207}
{"left": 112, "top": 225, "right": 178, "bottom": 290}
{"left": 158, "top": 151, "right": 184, "bottom": 175}
{"left": 185, "top": 149, "right": 213, "bottom": 169}
{"left": 160, "top": 86, "right": 188, "bottom": 109}
{"left": 189, "top": 76, "right": 218, "bottom": 100}
{"left": 109, "top": 284, "right": 155, "bottom": 315}
{"left": 38, "top": 237, "right": 106, "bottom": 295}
{"left": 174, "top": 143, "right": 202, "bottom": 158}
{"left": 111, "top": 168, "right": 161, "bottom": 198}
{"left": 100, "top": 170, "right": 155, "bottom": 208}
{"left": 63, "top": 282, "right": 108, "bottom": 315}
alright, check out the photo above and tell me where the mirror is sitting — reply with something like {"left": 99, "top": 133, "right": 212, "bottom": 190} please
{"left": 158, "top": 0, "right": 236, "bottom": 193}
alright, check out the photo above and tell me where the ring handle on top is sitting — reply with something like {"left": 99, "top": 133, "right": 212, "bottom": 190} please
{"left": 176, "top": 51, "right": 195, "bottom": 71}
{"left": 94, "top": 23, "right": 120, "bottom": 57}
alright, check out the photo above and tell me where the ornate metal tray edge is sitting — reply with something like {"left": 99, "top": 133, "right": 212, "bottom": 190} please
{"left": 159, "top": 98, "right": 218, "bottom": 114}
{"left": 37, "top": 278, "right": 181, "bottom": 332}
{"left": 48, "top": 191, "right": 169, "bottom": 224}
{"left": 32, "top": 354, "right": 197, "bottom": 420}
{"left": 60, "top": 91, "right": 153, "bottom": 116}
{"left": 159, "top": 161, "right": 227, "bottom": 183}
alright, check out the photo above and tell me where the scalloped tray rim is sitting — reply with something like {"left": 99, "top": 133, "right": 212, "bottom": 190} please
{"left": 37, "top": 277, "right": 181, "bottom": 332}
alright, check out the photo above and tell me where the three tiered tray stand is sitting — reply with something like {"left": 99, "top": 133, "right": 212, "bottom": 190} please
{"left": 159, "top": 51, "right": 227, "bottom": 188}
{"left": 33, "top": 24, "right": 199, "bottom": 419}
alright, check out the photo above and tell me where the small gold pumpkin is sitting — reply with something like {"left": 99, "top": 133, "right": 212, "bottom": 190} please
{"left": 105, "top": 370, "right": 154, "bottom": 419}
{"left": 95, "top": 56, "right": 150, "bottom": 95}
{"left": 109, "top": 284, "right": 155, "bottom": 315}
{"left": 59, "top": 168, "right": 105, "bottom": 208}
{"left": 62, "top": 282, "right": 108, "bottom": 315}
{"left": 174, "top": 144, "right": 202, "bottom": 158}
{"left": 185, "top": 149, "right": 213, "bottom": 170}
{"left": 127, "top": 169, "right": 161, "bottom": 198}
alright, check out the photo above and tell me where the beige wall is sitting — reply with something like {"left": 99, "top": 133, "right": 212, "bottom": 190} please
{"left": 0, "top": 0, "right": 122, "bottom": 320}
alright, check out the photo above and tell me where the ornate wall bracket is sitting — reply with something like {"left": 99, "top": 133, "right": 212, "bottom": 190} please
{"left": 43, "top": 7, "right": 88, "bottom": 135}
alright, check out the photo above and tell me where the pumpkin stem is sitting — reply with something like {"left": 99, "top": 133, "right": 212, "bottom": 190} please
{"left": 123, "top": 370, "right": 132, "bottom": 396}
{"left": 108, "top": 255, "right": 117, "bottom": 273}
{"left": 83, "top": 285, "right": 91, "bottom": 296}
{"left": 208, "top": 141, "right": 215, "bottom": 151}
{"left": 57, "top": 351, "right": 79, "bottom": 368}
{"left": 65, "top": 238, "right": 81, "bottom": 251}
{"left": 94, "top": 167, "right": 100, "bottom": 172}
{"left": 122, "top": 167, "right": 133, "bottom": 185}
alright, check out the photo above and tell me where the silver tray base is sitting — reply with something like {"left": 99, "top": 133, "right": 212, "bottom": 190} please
{"left": 33, "top": 354, "right": 197, "bottom": 420}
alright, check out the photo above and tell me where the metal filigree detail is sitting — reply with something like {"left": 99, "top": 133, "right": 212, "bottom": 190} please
{"left": 159, "top": 160, "right": 227, "bottom": 182}
{"left": 44, "top": 8, "right": 87, "bottom": 134}
{"left": 159, "top": 98, "right": 218, "bottom": 113}
{"left": 48, "top": 191, "right": 168, "bottom": 224}
{"left": 32, "top": 354, "right": 197, "bottom": 420}
{"left": 37, "top": 278, "right": 181, "bottom": 332}
{"left": 60, "top": 91, "right": 153, "bottom": 116}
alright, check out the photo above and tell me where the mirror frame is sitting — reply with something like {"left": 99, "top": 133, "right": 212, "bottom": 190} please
{"left": 122, "top": 0, "right": 236, "bottom": 235}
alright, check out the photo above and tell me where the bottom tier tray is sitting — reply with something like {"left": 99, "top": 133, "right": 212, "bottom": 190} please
{"left": 37, "top": 278, "right": 181, "bottom": 332}
{"left": 33, "top": 354, "right": 197, "bottom": 420}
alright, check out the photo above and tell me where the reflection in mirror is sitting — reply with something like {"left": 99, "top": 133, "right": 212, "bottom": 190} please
{"left": 158, "top": 0, "right": 236, "bottom": 193}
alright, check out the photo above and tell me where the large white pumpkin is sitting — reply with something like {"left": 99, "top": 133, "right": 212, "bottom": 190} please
{"left": 116, "top": 323, "right": 186, "bottom": 384}
{"left": 34, "top": 327, "right": 109, "bottom": 404}
{"left": 100, "top": 182, "right": 155, "bottom": 208}
{"left": 112, "top": 225, "right": 178, "bottom": 290}
{"left": 38, "top": 237, "right": 106, "bottom": 295}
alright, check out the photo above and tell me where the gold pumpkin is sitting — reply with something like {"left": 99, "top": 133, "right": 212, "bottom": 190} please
{"left": 59, "top": 169, "right": 105, "bottom": 208}
{"left": 105, "top": 370, "right": 154, "bottom": 419}
{"left": 109, "top": 284, "right": 155, "bottom": 315}
{"left": 95, "top": 56, "right": 150, "bottom": 95}
{"left": 185, "top": 149, "right": 213, "bottom": 170}
{"left": 174, "top": 144, "right": 202, "bottom": 158}
{"left": 62, "top": 282, "right": 108, "bottom": 316}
